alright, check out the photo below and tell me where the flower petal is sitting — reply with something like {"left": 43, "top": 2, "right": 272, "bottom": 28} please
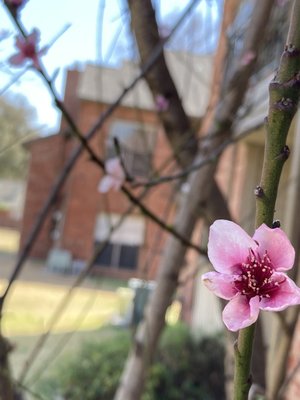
{"left": 15, "top": 35, "right": 25, "bottom": 50}
{"left": 202, "top": 271, "right": 237, "bottom": 300}
{"left": 98, "top": 176, "right": 114, "bottom": 193}
{"left": 260, "top": 274, "right": 300, "bottom": 311}
{"left": 253, "top": 224, "right": 295, "bottom": 271}
{"left": 222, "top": 294, "right": 260, "bottom": 331}
{"left": 27, "top": 29, "right": 40, "bottom": 45}
{"left": 106, "top": 158, "right": 125, "bottom": 179}
{"left": 9, "top": 53, "right": 26, "bottom": 66}
{"left": 208, "top": 220, "right": 257, "bottom": 274}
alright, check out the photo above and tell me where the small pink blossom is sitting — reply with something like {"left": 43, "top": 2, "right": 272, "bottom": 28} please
{"left": 158, "top": 24, "right": 171, "bottom": 39}
{"left": 98, "top": 157, "right": 125, "bottom": 193}
{"left": 6, "top": 0, "right": 27, "bottom": 7}
{"left": 202, "top": 220, "right": 300, "bottom": 332}
{"left": 240, "top": 51, "right": 256, "bottom": 66}
{"left": 9, "top": 29, "right": 46, "bottom": 69}
{"left": 155, "top": 94, "right": 170, "bottom": 112}
{"left": 5, "top": 0, "right": 28, "bottom": 14}
{"left": 276, "top": 0, "right": 290, "bottom": 7}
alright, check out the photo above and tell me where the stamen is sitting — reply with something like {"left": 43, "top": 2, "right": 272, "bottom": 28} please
{"left": 233, "top": 249, "right": 284, "bottom": 300}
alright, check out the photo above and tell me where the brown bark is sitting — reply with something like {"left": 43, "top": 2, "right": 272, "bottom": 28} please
{"left": 127, "top": 0, "right": 196, "bottom": 165}
{"left": 114, "top": 2, "right": 274, "bottom": 399}
{"left": 127, "top": 0, "right": 232, "bottom": 222}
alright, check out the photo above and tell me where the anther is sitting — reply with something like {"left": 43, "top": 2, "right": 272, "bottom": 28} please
{"left": 272, "top": 220, "right": 281, "bottom": 229}
{"left": 254, "top": 186, "right": 264, "bottom": 198}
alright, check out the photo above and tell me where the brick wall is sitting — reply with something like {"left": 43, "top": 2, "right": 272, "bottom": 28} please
{"left": 20, "top": 83, "right": 176, "bottom": 280}
{"left": 20, "top": 68, "right": 248, "bottom": 282}
{"left": 20, "top": 134, "right": 67, "bottom": 258}
{"left": 0, "top": 209, "right": 20, "bottom": 229}
{"left": 59, "top": 101, "right": 174, "bottom": 279}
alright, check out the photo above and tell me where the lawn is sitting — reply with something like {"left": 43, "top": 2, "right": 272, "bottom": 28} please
{"left": 2, "top": 279, "right": 180, "bottom": 389}
{"left": 1, "top": 280, "right": 180, "bottom": 336}
{"left": 1, "top": 280, "right": 126, "bottom": 336}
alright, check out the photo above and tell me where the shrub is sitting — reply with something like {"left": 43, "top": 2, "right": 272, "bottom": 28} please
{"left": 36, "top": 324, "right": 225, "bottom": 400}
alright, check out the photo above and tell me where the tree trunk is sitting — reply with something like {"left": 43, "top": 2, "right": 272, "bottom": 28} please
{"left": 126, "top": 0, "right": 233, "bottom": 222}
{"left": 114, "top": 3, "right": 274, "bottom": 398}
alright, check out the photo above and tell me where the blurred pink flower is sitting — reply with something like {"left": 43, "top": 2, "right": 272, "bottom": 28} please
{"left": 202, "top": 220, "right": 300, "bottom": 332}
{"left": 158, "top": 24, "right": 171, "bottom": 39}
{"left": 155, "top": 94, "right": 169, "bottom": 112}
{"left": 277, "top": 0, "right": 290, "bottom": 7}
{"left": 98, "top": 157, "right": 125, "bottom": 193}
{"left": 240, "top": 51, "right": 256, "bottom": 66}
{"left": 7, "top": 0, "right": 27, "bottom": 6}
{"left": 5, "top": 0, "right": 28, "bottom": 14}
{"left": 9, "top": 29, "right": 46, "bottom": 69}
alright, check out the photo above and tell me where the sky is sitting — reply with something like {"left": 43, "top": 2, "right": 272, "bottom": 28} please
{"left": 0, "top": 0, "right": 219, "bottom": 135}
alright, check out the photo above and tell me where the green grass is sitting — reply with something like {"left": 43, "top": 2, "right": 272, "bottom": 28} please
{"left": 1, "top": 280, "right": 180, "bottom": 336}
{"left": 1, "top": 280, "right": 122, "bottom": 336}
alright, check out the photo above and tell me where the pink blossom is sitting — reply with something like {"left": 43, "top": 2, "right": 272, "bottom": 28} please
{"left": 158, "top": 24, "right": 171, "bottom": 39}
{"left": 9, "top": 29, "right": 46, "bottom": 69}
{"left": 5, "top": 0, "right": 28, "bottom": 14}
{"left": 276, "top": 0, "right": 290, "bottom": 7}
{"left": 155, "top": 94, "right": 170, "bottom": 112}
{"left": 6, "top": 0, "right": 27, "bottom": 7}
{"left": 98, "top": 157, "right": 125, "bottom": 193}
{"left": 240, "top": 51, "right": 256, "bottom": 66}
{"left": 202, "top": 220, "right": 300, "bottom": 332}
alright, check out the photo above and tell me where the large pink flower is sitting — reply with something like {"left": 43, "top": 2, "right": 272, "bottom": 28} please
{"left": 98, "top": 157, "right": 125, "bottom": 193}
{"left": 9, "top": 29, "right": 46, "bottom": 69}
{"left": 202, "top": 220, "right": 300, "bottom": 332}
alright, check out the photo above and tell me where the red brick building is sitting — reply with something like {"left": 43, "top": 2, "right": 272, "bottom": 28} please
{"left": 20, "top": 53, "right": 214, "bottom": 280}
{"left": 20, "top": 54, "right": 298, "bottom": 282}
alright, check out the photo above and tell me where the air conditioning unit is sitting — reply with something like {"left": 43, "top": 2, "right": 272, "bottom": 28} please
{"left": 46, "top": 248, "right": 72, "bottom": 274}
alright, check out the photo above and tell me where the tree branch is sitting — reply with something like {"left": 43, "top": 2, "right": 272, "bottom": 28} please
{"left": 234, "top": 1, "right": 300, "bottom": 399}
{"left": 127, "top": 0, "right": 233, "bottom": 223}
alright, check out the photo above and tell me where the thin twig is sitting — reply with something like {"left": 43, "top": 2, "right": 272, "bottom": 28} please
{"left": 131, "top": 129, "right": 253, "bottom": 188}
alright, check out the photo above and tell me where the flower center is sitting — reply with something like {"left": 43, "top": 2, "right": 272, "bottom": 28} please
{"left": 24, "top": 43, "right": 36, "bottom": 58}
{"left": 233, "top": 249, "right": 284, "bottom": 299}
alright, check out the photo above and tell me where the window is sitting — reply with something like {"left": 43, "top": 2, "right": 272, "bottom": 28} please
{"left": 106, "top": 120, "right": 156, "bottom": 177}
{"left": 94, "top": 243, "right": 139, "bottom": 270}
{"left": 93, "top": 213, "right": 145, "bottom": 271}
